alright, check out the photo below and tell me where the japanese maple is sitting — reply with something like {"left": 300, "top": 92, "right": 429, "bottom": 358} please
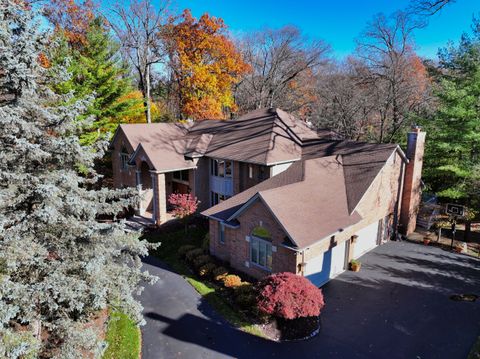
{"left": 257, "top": 272, "right": 325, "bottom": 320}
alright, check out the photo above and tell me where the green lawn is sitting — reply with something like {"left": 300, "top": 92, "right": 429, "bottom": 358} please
{"left": 103, "top": 311, "right": 141, "bottom": 359}
{"left": 143, "top": 224, "right": 264, "bottom": 337}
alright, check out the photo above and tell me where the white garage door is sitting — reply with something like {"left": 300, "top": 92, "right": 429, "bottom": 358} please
{"left": 353, "top": 221, "right": 380, "bottom": 259}
{"left": 305, "top": 240, "right": 347, "bottom": 287}
{"left": 331, "top": 240, "right": 347, "bottom": 278}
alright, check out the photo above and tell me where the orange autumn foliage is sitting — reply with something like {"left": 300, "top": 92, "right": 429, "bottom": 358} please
{"left": 44, "top": 0, "right": 96, "bottom": 47}
{"left": 167, "top": 9, "right": 250, "bottom": 120}
{"left": 38, "top": 53, "right": 51, "bottom": 68}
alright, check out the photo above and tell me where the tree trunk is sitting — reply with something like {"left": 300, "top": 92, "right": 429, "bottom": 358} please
{"left": 464, "top": 220, "right": 471, "bottom": 241}
{"left": 145, "top": 65, "right": 152, "bottom": 124}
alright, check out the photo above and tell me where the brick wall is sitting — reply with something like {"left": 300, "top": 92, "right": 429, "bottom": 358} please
{"left": 209, "top": 199, "right": 298, "bottom": 280}
{"left": 400, "top": 129, "right": 426, "bottom": 235}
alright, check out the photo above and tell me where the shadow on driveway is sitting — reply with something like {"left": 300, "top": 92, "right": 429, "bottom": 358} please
{"left": 140, "top": 241, "right": 480, "bottom": 359}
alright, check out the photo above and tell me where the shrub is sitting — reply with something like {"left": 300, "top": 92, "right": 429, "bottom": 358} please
{"left": 234, "top": 282, "right": 255, "bottom": 296}
{"left": 212, "top": 266, "right": 228, "bottom": 281}
{"left": 235, "top": 293, "right": 257, "bottom": 309}
{"left": 222, "top": 274, "right": 242, "bottom": 288}
{"left": 185, "top": 248, "right": 204, "bottom": 262}
{"left": 193, "top": 254, "right": 213, "bottom": 269}
{"left": 198, "top": 262, "right": 217, "bottom": 277}
{"left": 177, "top": 245, "right": 197, "bottom": 258}
{"left": 257, "top": 272, "right": 325, "bottom": 320}
{"left": 201, "top": 233, "right": 210, "bottom": 252}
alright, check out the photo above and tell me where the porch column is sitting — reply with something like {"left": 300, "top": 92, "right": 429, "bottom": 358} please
{"left": 135, "top": 170, "right": 144, "bottom": 216}
{"left": 151, "top": 171, "right": 167, "bottom": 224}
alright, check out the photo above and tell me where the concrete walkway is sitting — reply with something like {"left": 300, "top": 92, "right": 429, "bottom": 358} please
{"left": 140, "top": 241, "right": 480, "bottom": 359}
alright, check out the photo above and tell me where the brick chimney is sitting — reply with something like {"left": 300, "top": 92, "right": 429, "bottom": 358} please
{"left": 400, "top": 126, "right": 426, "bottom": 235}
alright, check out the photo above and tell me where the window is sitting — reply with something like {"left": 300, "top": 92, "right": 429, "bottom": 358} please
{"left": 248, "top": 164, "right": 253, "bottom": 179}
{"left": 173, "top": 170, "right": 189, "bottom": 182}
{"left": 250, "top": 236, "right": 272, "bottom": 270}
{"left": 219, "top": 223, "right": 225, "bottom": 244}
{"left": 210, "top": 158, "right": 232, "bottom": 178}
{"left": 120, "top": 147, "right": 129, "bottom": 171}
{"left": 225, "top": 161, "right": 232, "bottom": 177}
{"left": 258, "top": 166, "right": 267, "bottom": 181}
{"left": 210, "top": 191, "right": 230, "bottom": 206}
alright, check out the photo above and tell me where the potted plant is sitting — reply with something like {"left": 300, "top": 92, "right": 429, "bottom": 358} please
{"left": 349, "top": 259, "right": 361, "bottom": 272}
{"left": 423, "top": 232, "right": 433, "bottom": 245}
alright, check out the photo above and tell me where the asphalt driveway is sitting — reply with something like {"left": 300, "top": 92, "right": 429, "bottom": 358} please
{"left": 140, "top": 240, "right": 480, "bottom": 359}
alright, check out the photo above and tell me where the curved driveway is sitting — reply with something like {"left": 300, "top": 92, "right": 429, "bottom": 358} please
{"left": 140, "top": 241, "right": 480, "bottom": 359}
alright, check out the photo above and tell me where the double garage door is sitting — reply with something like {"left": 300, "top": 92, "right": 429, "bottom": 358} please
{"left": 305, "top": 221, "right": 381, "bottom": 287}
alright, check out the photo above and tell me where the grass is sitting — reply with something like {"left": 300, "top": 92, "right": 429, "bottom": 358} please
{"left": 468, "top": 336, "right": 480, "bottom": 359}
{"left": 103, "top": 311, "right": 141, "bottom": 359}
{"left": 143, "top": 223, "right": 265, "bottom": 338}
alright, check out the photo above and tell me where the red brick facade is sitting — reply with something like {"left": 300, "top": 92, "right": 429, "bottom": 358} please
{"left": 209, "top": 200, "right": 299, "bottom": 279}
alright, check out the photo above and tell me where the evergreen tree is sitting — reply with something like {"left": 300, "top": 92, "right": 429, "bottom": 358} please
{"left": 0, "top": 2, "right": 154, "bottom": 357}
{"left": 49, "top": 17, "right": 139, "bottom": 145}
{"left": 423, "top": 18, "right": 480, "bottom": 207}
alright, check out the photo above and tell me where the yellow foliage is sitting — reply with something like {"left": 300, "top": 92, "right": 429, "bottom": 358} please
{"left": 117, "top": 91, "right": 161, "bottom": 123}
{"left": 167, "top": 10, "right": 251, "bottom": 120}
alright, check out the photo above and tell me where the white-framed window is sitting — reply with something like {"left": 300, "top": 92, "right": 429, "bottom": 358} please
{"left": 250, "top": 236, "right": 273, "bottom": 270}
{"left": 120, "top": 147, "right": 129, "bottom": 171}
{"left": 173, "top": 170, "right": 189, "bottom": 183}
{"left": 210, "top": 159, "right": 233, "bottom": 178}
{"left": 210, "top": 191, "right": 230, "bottom": 206}
{"left": 219, "top": 222, "right": 225, "bottom": 244}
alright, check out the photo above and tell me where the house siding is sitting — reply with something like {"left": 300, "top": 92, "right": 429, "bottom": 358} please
{"left": 209, "top": 151, "right": 404, "bottom": 282}
{"left": 111, "top": 130, "right": 136, "bottom": 189}
{"left": 238, "top": 162, "right": 270, "bottom": 192}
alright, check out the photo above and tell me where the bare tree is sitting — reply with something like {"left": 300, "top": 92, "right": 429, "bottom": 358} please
{"left": 110, "top": 0, "right": 168, "bottom": 123}
{"left": 314, "top": 59, "right": 377, "bottom": 141}
{"left": 235, "top": 26, "right": 330, "bottom": 119}
{"left": 409, "top": 0, "right": 454, "bottom": 15}
{"left": 355, "top": 11, "right": 431, "bottom": 142}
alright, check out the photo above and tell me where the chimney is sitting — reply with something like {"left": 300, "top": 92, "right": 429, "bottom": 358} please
{"left": 399, "top": 125, "right": 426, "bottom": 235}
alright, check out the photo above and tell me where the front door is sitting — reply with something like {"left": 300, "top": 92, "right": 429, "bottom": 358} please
{"left": 172, "top": 181, "right": 189, "bottom": 194}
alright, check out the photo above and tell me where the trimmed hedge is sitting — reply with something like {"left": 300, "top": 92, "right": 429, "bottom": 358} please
{"left": 193, "top": 254, "right": 212, "bottom": 269}
{"left": 177, "top": 245, "right": 197, "bottom": 258}
{"left": 197, "top": 262, "right": 216, "bottom": 277}
{"left": 212, "top": 266, "right": 228, "bottom": 281}
{"left": 185, "top": 248, "right": 204, "bottom": 262}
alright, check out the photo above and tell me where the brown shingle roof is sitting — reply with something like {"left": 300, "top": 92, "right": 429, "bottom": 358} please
{"left": 258, "top": 157, "right": 362, "bottom": 248}
{"left": 202, "top": 142, "right": 400, "bottom": 248}
{"left": 186, "top": 108, "right": 320, "bottom": 165}
{"left": 117, "top": 123, "right": 196, "bottom": 172}
{"left": 302, "top": 141, "right": 398, "bottom": 213}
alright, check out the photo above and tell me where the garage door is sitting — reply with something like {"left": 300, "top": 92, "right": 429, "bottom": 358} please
{"left": 305, "top": 240, "right": 347, "bottom": 287}
{"left": 353, "top": 221, "right": 380, "bottom": 259}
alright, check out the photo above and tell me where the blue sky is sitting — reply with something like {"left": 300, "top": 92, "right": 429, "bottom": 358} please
{"left": 170, "top": 0, "right": 479, "bottom": 59}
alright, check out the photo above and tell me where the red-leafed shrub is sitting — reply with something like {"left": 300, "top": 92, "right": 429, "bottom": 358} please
{"left": 257, "top": 272, "right": 325, "bottom": 320}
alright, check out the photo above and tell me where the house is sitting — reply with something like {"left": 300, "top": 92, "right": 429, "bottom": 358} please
{"left": 111, "top": 108, "right": 425, "bottom": 287}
